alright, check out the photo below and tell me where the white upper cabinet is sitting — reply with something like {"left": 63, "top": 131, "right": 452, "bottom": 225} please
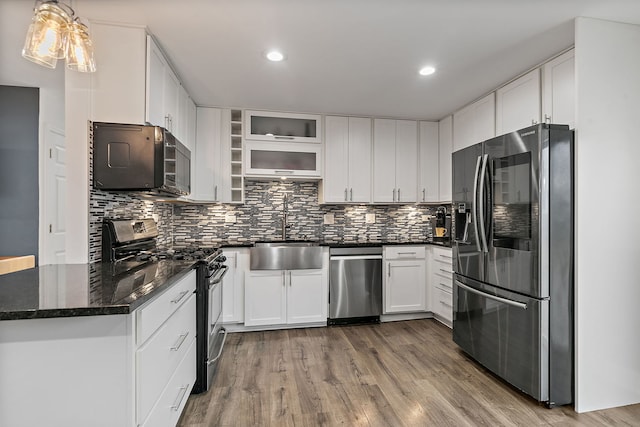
{"left": 438, "top": 115, "right": 453, "bottom": 202}
{"left": 418, "top": 121, "right": 439, "bottom": 203}
{"left": 88, "top": 23, "right": 195, "bottom": 148}
{"left": 245, "top": 110, "right": 322, "bottom": 143}
{"left": 90, "top": 22, "right": 147, "bottom": 125}
{"left": 147, "top": 35, "right": 181, "bottom": 135}
{"left": 453, "top": 93, "right": 495, "bottom": 152}
{"left": 542, "top": 49, "right": 575, "bottom": 129}
{"left": 373, "top": 119, "right": 418, "bottom": 203}
{"left": 176, "top": 86, "right": 196, "bottom": 150}
{"left": 192, "top": 107, "right": 223, "bottom": 202}
{"left": 496, "top": 68, "right": 541, "bottom": 134}
{"left": 323, "top": 116, "right": 372, "bottom": 203}
{"left": 190, "top": 108, "right": 243, "bottom": 203}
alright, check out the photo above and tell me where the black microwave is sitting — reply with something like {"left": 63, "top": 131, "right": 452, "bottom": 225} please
{"left": 92, "top": 122, "right": 190, "bottom": 197}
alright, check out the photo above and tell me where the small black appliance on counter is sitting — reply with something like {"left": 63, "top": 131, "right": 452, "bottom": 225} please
{"left": 430, "top": 206, "right": 451, "bottom": 244}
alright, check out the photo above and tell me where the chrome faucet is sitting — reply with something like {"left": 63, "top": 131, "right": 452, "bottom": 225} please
{"left": 281, "top": 194, "right": 292, "bottom": 240}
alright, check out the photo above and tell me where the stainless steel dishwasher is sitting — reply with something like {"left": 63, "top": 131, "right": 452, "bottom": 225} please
{"left": 329, "top": 246, "right": 383, "bottom": 325}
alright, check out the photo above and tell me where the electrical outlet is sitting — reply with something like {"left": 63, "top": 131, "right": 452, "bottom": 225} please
{"left": 324, "top": 213, "right": 335, "bottom": 225}
{"left": 152, "top": 214, "right": 159, "bottom": 222}
{"left": 225, "top": 214, "right": 237, "bottom": 223}
{"left": 365, "top": 213, "right": 376, "bottom": 224}
{"left": 422, "top": 215, "right": 431, "bottom": 221}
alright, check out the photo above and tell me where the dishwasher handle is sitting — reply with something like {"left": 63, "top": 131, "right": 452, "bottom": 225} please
{"left": 330, "top": 255, "right": 383, "bottom": 261}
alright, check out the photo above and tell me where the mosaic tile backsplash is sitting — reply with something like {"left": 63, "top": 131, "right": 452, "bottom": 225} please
{"left": 171, "top": 180, "right": 444, "bottom": 247}
{"left": 89, "top": 180, "right": 449, "bottom": 260}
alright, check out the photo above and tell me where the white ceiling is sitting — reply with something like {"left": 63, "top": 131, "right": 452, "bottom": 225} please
{"left": 8, "top": 0, "right": 640, "bottom": 120}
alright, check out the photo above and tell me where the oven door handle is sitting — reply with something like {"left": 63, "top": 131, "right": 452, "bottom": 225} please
{"left": 207, "top": 328, "right": 228, "bottom": 366}
{"left": 207, "top": 265, "right": 229, "bottom": 288}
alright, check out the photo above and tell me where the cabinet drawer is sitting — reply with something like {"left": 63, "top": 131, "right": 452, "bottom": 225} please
{"left": 141, "top": 339, "right": 196, "bottom": 427}
{"left": 432, "top": 247, "right": 453, "bottom": 262}
{"left": 434, "top": 287, "right": 453, "bottom": 322}
{"left": 137, "top": 294, "right": 196, "bottom": 425}
{"left": 433, "top": 278, "right": 453, "bottom": 294}
{"left": 137, "top": 269, "right": 196, "bottom": 346}
{"left": 384, "top": 246, "right": 425, "bottom": 260}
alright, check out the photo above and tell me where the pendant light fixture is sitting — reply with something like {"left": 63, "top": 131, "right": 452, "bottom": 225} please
{"left": 22, "top": 0, "right": 96, "bottom": 72}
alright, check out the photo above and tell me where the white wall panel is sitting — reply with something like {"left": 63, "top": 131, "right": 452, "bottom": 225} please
{"left": 574, "top": 17, "right": 640, "bottom": 413}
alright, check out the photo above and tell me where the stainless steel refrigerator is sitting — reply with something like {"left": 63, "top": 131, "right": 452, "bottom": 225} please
{"left": 452, "top": 123, "right": 573, "bottom": 407}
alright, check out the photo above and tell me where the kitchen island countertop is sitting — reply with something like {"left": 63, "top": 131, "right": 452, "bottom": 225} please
{"left": 0, "top": 260, "right": 195, "bottom": 321}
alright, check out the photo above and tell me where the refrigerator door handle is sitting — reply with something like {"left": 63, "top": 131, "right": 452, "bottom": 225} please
{"left": 477, "top": 154, "right": 489, "bottom": 253}
{"left": 456, "top": 281, "right": 528, "bottom": 310}
{"left": 472, "top": 155, "right": 482, "bottom": 252}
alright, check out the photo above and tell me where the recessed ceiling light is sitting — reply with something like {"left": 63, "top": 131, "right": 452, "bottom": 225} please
{"left": 419, "top": 66, "right": 436, "bottom": 76}
{"left": 266, "top": 50, "right": 285, "bottom": 62}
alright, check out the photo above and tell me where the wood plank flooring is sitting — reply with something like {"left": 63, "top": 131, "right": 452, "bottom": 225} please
{"left": 178, "top": 319, "right": 640, "bottom": 426}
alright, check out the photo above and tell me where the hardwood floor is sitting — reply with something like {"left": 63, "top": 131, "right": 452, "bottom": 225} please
{"left": 178, "top": 320, "right": 640, "bottom": 426}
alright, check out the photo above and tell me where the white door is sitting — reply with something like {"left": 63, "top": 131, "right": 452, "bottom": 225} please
{"left": 394, "top": 120, "right": 418, "bottom": 203}
{"left": 323, "top": 116, "right": 349, "bottom": 202}
{"left": 419, "top": 121, "right": 439, "bottom": 203}
{"left": 385, "top": 260, "right": 426, "bottom": 313}
{"left": 287, "top": 270, "right": 325, "bottom": 324}
{"left": 221, "top": 252, "right": 238, "bottom": 323}
{"left": 438, "top": 116, "right": 453, "bottom": 202}
{"left": 496, "top": 69, "right": 541, "bottom": 134}
{"left": 244, "top": 270, "right": 287, "bottom": 326}
{"left": 347, "top": 117, "right": 372, "bottom": 203}
{"left": 543, "top": 49, "right": 575, "bottom": 129}
{"left": 146, "top": 36, "right": 166, "bottom": 127}
{"left": 372, "top": 119, "right": 397, "bottom": 203}
{"left": 43, "top": 126, "right": 66, "bottom": 265}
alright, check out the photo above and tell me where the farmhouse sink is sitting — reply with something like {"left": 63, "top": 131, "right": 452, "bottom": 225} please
{"left": 253, "top": 240, "right": 319, "bottom": 247}
{"left": 250, "top": 241, "right": 323, "bottom": 270}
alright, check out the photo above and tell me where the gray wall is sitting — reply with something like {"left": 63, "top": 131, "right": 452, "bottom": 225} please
{"left": 0, "top": 86, "right": 39, "bottom": 260}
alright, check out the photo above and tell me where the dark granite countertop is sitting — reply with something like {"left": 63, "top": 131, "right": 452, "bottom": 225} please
{"left": 221, "top": 240, "right": 451, "bottom": 248}
{"left": 0, "top": 260, "right": 196, "bottom": 321}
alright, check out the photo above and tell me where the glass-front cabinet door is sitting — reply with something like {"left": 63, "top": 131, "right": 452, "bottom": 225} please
{"left": 245, "top": 110, "right": 322, "bottom": 143}
{"left": 244, "top": 141, "right": 322, "bottom": 178}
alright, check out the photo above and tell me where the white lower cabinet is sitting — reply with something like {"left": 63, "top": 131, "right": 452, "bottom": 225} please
{"left": 221, "top": 248, "right": 249, "bottom": 323}
{"left": 0, "top": 269, "right": 197, "bottom": 427}
{"left": 245, "top": 269, "right": 327, "bottom": 327}
{"left": 383, "top": 246, "right": 427, "bottom": 313}
{"left": 430, "top": 247, "right": 453, "bottom": 326}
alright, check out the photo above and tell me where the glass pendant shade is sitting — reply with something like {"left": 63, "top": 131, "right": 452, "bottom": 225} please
{"left": 21, "top": 2, "right": 71, "bottom": 69}
{"left": 66, "top": 21, "right": 96, "bottom": 72}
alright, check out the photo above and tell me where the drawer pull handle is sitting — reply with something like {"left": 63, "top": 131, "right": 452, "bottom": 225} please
{"left": 441, "top": 301, "right": 453, "bottom": 308}
{"left": 398, "top": 252, "right": 417, "bottom": 255}
{"left": 171, "top": 385, "right": 189, "bottom": 411}
{"left": 440, "top": 255, "right": 453, "bottom": 259}
{"left": 170, "top": 332, "right": 189, "bottom": 351}
{"left": 439, "top": 268, "right": 451, "bottom": 274}
{"left": 171, "top": 290, "right": 190, "bottom": 304}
